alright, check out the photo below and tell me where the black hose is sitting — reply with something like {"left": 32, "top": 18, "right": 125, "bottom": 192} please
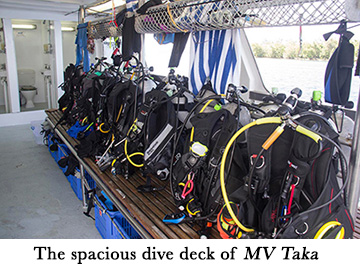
{"left": 247, "top": 148, "right": 264, "bottom": 215}
{"left": 294, "top": 121, "right": 349, "bottom": 217}
{"left": 239, "top": 101, "right": 267, "bottom": 115}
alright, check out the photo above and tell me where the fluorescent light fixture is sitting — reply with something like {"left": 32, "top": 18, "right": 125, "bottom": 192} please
{"left": 49, "top": 25, "right": 76, "bottom": 32}
{"left": 87, "top": 0, "right": 125, "bottom": 14}
{"left": 12, "top": 24, "right": 37, "bottom": 30}
{"left": 61, "top": 26, "right": 75, "bottom": 32}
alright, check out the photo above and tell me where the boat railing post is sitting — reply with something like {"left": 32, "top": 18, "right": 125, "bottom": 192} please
{"left": 80, "top": 163, "right": 88, "bottom": 209}
{"left": 347, "top": 87, "right": 360, "bottom": 221}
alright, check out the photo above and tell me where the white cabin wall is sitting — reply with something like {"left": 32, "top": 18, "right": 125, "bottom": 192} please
{"left": 12, "top": 20, "right": 47, "bottom": 104}
{"left": 0, "top": 3, "right": 78, "bottom": 126}
{"left": 0, "top": 20, "right": 6, "bottom": 106}
{"left": 62, "top": 23, "right": 78, "bottom": 68}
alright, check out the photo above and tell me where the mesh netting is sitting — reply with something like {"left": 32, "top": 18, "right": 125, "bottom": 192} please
{"left": 88, "top": 19, "right": 122, "bottom": 39}
{"left": 134, "top": 0, "right": 347, "bottom": 34}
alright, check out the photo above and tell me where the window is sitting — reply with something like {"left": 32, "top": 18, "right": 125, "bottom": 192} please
{"left": 143, "top": 33, "right": 190, "bottom": 77}
{"left": 246, "top": 25, "right": 360, "bottom": 107}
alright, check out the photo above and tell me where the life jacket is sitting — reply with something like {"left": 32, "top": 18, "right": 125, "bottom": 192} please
{"left": 324, "top": 21, "right": 354, "bottom": 107}
{"left": 118, "top": 74, "right": 194, "bottom": 190}
{"left": 80, "top": 77, "right": 142, "bottom": 173}
{"left": 106, "top": 79, "right": 140, "bottom": 134}
{"left": 171, "top": 108, "right": 237, "bottom": 216}
{"left": 108, "top": 80, "right": 145, "bottom": 177}
{"left": 126, "top": 88, "right": 178, "bottom": 181}
{"left": 73, "top": 72, "right": 103, "bottom": 127}
{"left": 221, "top": 113, "right": 354, "bottom": 239}
{"left": 58, "top": 63, "right": 78, "bottom": 111}
{"left": 166, "top": 82, "right": 238, "bottom": 233}
{"left": 57, "top": 64, "right": 84, "bottom": 127}
{"left": 71, "top": 73, "right": 115, "bottom": 158}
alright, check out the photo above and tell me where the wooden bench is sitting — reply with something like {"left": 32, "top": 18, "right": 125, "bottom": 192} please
{"left": 46, "top": 109, "right": 221, "bottom": 239}
{"left": 354, "top": 209, "right": 360, "bottom": 239}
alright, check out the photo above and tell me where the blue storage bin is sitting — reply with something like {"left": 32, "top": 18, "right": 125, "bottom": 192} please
{"left": 85, "top": 170, "right": 96, "bottom": 189}
{"left": 47, "top": 134, "right": 58, "bottom": 161}
{"left": 69, "top": 168, "right": 96, "bottom": 201}
{"left": 57, "top": 143, "right": 70, "bottom": 163}
{"left": 94, "top": 194, "right": 121, "bottom": 239}
{"left": 47, "top": 134, "right": 70, "bottom": 170}
{"left": 65, "top": 173, "right": 71, "bottom": 183}
{"left": 112, "top": 214, "right": 141, "bottom": 239}
{"left": 58, "top": 146, "right": 69, "bottom": 173}
{"left": 69, "top": 174, "right": 83, "bottom": 200}
{"left": 94, "top": 193, "right": 141, "bottom": 239}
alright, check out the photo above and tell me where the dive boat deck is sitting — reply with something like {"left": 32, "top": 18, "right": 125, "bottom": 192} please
{"left": 45, "top": 109, "right": 221, "bottom": 239}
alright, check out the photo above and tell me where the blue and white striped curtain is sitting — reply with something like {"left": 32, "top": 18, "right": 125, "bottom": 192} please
{"left": 189, "top": 29, "right": 241, "bottom": 95}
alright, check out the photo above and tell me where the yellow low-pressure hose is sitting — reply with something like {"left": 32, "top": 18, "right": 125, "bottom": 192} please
{"left": 220, "top": 117, "right": 282, "bottom": 234}
{"left": 124, "top": 139, "right": 144, "bottom": 168}
{"left": 124, "top": 118, "right": 144, "bottom": 168}
{"left": 199, "top": 99, "right": 215, "bottom": 113}
{"left": 99, "top": 122, "right": 110, "bottom": 133}
{"left": 314, "top": 221, "right": 345, "bottom": 239}
{"left": 115, "top": 104, "right": 123, "bottom": 123}
{"left": 220, "top": 116, "right": 323, "bottom": 235}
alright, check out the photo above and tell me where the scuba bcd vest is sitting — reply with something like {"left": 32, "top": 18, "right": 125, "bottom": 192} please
{"left": 171, "top": 108, "right": 237, "bottom": 217}
{"left": 165, "top": 82, "right": 241, "bottom": 237}
{"left": 219, "top": 113, "right": 354, "bottom": 239}
{"left": 124, "top": 87, "right": 179, "bottom": 185}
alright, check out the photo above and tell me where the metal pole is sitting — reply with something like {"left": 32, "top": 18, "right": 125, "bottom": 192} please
{"left": 53, "top": 21, "right": 64, "bottom": 107}
{"left": 0, "top": 77, "right": 9, "bottom": 113}
{"left": 79, "top": 5, "right": 85, "bottom": 24}
{"left": 2, "top": 18, "right": 20, "bottom": 113}
{"left": 80, "top": 163, "right": 87, "bottom": 209}
{"left": 45, "top": 76, "right": 51, "bottom": 109}
{"left": 348, "top": 88, "right": 360, "bottom": 221}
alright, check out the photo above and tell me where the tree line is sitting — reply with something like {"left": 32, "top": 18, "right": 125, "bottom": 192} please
{"left": 251, "top": 39, "right": 360, "bottom": 60}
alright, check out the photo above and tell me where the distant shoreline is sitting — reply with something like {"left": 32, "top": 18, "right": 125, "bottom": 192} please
{"left": 250, "top": 39, "right": 359, "bottom": 61}
{"left": 255, "top": 57, "right": 328, "bottom": 62}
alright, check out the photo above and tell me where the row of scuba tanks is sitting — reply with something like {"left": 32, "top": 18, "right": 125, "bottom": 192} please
{"left": 57, "top": 55, "right": 354, "bottom": 239}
